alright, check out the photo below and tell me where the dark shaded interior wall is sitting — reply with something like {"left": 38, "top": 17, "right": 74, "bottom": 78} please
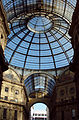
{"left": 0, "top": 0, "right": 79, "bottom": 120}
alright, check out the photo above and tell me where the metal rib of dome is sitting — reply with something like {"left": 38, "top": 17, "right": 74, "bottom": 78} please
{"left": 2, "top": 0, "right": 76, "bottom": 73}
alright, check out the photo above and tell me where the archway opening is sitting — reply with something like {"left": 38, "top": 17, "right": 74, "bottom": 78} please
{"left": 30, "top": 103, "right": 49, "bottom": 120}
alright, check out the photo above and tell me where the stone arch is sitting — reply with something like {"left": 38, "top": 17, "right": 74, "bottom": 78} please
{"left": 23, "top": 71, "right": 56, "bottom": 111}
{"left": 60, "top": 68, "right": 74, "bottom": 77}
{"left": 3, "top": 67, "right": 21, "bottom": 82}
{"left": 28, "top": 98, "right": 51, "bottom": 110}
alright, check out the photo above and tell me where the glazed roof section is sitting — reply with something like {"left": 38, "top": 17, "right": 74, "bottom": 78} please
{"left": 4, "top": 13, "right": 73, "bottom": 73}
{"left": 24, "top": 73, "right": 55, "bottom": 97}
{"left": 2, "top": 0, "right": 76, "bottom": 23}
{"left": 2, "top": 0, "right": 76, "bottom": 74}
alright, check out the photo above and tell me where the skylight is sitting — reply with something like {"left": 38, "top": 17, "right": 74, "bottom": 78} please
{"left": 2, "top": 0, "right": 76, "bottom": 75}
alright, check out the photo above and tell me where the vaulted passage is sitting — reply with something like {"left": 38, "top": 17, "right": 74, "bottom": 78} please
{"left": 24, "top": 73, "right": 55, "bottom": 97}
{"left": 0, "top": 0, "right": 79, "bottom": 120}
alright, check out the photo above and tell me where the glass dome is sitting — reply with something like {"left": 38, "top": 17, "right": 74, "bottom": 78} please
{"left": 2, "top": 0, "right": 76, "bottom": 73}
{"left": 4, "top": 12, "right": 73, "bottom": 70}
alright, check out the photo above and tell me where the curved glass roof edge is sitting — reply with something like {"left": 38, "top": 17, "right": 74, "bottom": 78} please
{"left": 9, "top": 64, "right": 70, "bottom": 72}
{"left": 6, "top": 11, "right": 72, "bottom": 25}
{"left": 2, "top": 0, "right": 77, "bottom": 23}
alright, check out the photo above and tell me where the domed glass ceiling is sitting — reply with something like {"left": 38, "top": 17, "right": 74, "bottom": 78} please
{"left": 2, "top": 0, "right": 76, "bottom": 73}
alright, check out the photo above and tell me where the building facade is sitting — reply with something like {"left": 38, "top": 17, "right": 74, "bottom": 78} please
{"left": 0, "top": 0, "right": 79, "bottom": 120}
{"left": 31, "top": 106, "right": 47, "bottom": 120}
